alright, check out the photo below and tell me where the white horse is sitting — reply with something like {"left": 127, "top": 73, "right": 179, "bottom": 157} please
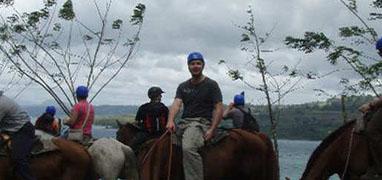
{"left": 87, "top": 138, "right": 139, "bottom": 180}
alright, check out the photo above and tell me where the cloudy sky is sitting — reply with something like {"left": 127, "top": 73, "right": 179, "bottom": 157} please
{"left": 0, "top": 0, "right": 381, "bottom": 106}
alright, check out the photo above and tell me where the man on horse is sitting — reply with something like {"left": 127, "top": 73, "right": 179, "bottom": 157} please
{"left": 132, "top": 86, "right": 169, "bottom": 150}
{"left": 35, "top": 106, "right": 60, "bottom": 136}
{"left": 358, "top": 36, "right": 382, "bottom": 179}
{"left": 223, "top": 92, "right": 259, "bottom": 132}
{"left": 64, "top": 86, "right": 95, "bottom": 145}
{"left": 166, "top": 52, "right": 223, "bottom": 180}
{"left": 0, "top": 91, "right": 36, "bottom": 180}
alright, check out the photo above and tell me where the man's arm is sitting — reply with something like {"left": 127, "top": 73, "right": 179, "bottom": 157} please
{"left": 222, "top": 102, "right": 234, "bottom": 118}
{"left": 166, "top": 98, "right": 182, "bottom": 132}
{"left": 204, "top": 102, "right": 223, "bottom": 141}
{"left": 64, "top": 108, "right": 78, "bottom": 126}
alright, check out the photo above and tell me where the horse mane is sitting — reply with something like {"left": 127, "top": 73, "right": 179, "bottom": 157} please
{"left": 302, "top": 119, "right": 356, "bottom": 177}
{"left": 124, "top": 122, "right": 142, "bottom": 132}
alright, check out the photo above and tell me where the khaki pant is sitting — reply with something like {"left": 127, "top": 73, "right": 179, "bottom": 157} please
{"left": 177, "top": 118, "right": 210, "bottom": 180}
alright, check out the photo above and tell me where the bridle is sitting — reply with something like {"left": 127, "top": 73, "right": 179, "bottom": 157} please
{"left": 140, "top": 130, "right": 174, "bottom": 180}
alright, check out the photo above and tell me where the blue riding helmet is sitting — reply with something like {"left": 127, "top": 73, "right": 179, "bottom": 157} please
{"left": 76, "top": 85, "right": 89, "bottom": 98}
{"left": 377, "top": 37, "right": 382, "bottom": 50}
{"left": 187, "top": 52, "right": 204, "bottom": 64}
{"left": 234, "top": 94, "right": 245, "bottom": 106}
{"left": 45, "top": 106, "right": 56, "bottom": 116}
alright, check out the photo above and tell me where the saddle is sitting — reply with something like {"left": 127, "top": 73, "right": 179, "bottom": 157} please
{"left": 0, "top": 130, "right": 58, "bottom": 156}
{"left": 171, "top": 127, "right": 229, "bottom": 147}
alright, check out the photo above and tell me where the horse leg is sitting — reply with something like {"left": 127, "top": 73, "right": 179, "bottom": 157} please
{"left": 121, "top": 143, "right": 139, "bottom": 180}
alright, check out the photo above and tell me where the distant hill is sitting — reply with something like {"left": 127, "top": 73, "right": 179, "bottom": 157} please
{"left": 255, "top": 95, "right": 374, "bottom": 140}
{"left": 23, "top": 105, "right": 139, "bottom": 118}
{"left": 23, "top": 95, "right": 375, "bottom": 140}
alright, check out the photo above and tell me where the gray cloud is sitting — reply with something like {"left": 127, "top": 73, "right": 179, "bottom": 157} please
{"left": 1, "top": 0, "right": 381, "bottom": 106}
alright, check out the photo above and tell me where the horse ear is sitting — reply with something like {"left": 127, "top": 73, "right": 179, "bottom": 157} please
{"left": 116, "top": 120, "right": 123, "bottom": 128}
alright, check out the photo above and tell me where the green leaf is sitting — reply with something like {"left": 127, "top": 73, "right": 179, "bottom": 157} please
{"left": 102, "top": 38, "right": 114, "bottom": 45}
{"left": 327, "top": 46, "right": 360, "bottom": 64}
{"left": 13, "top": 24, "right": 26, "bottom": 33}
{"left": 7, "top": 14, "right": 19, "bottom": 23}
{"left": 218, "top": 60, "right": 225, "bottom": 64}
{"left": 241, "top": 33, "right": 250, "bottom": 42}
{"left": 347, "top": 0, "right": 357, "bottom": 12}
{"left": 59, "top": 0, "right": 75, "bottom": 21}
{"left": 83, "top": 34, "right": 93, "bottom": 41}
{"left": 372, "top": 0, "right": 382, "bottom": 8}
{"left": 130, "top": 3, "right": 145, "bottom": 25}
{"left": 53, "top": 23, "right": 61, "bottom": 31}
{"left": 228, "top": 69, "right": 243, "bottom": 80}
{"left": 112, "top": 19, "right": 123, "bottom": 29}
{"left": 0, "top": 0, "right": 14, "bottom": 6}
{"left": 285, "top": 32, "right": 332, "bottom": 53}
{"left": 306, "top": 72, "right": 317, "bottom": 79}
{"left": 44, "top": 0, "right": 56, "bottom": 7}
{"left": 339, "top": 26, "right": 370, "bottom": 38}
{"left": 289, "top": 70, "right": 297, "bottom": 77}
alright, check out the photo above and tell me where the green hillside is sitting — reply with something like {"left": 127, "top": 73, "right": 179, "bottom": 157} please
{"left": 52, "top": 95, "right": 375, "bottom": 140}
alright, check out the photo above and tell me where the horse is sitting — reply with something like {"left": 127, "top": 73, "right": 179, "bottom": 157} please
{"left": 301, "top": 120, "right": 372, "bottom": 180}
{"left": 88, "top": 137, "right": 139, "bottom": 180}
{"left": 116, "top": 121, "right": 279, "bottom": 180}
{"left": 0, "top": 136, "right": 91, "bottom": 179}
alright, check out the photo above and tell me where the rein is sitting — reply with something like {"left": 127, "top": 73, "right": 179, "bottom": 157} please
{"left": 139, "top": 130, "right": 174, "bottom": 180}
{"left": 341, "top": 127, "right": 355, "bottom": 180}
{"left": 167, "top": 131, "right": 173, "bottom": 180}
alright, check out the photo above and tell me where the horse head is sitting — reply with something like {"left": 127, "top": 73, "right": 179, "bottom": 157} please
{"left": 301, "top": 120, "right": 370, "bottom": 180}
{"left": 116, "top": 120, "right": 142, "bottom": 147}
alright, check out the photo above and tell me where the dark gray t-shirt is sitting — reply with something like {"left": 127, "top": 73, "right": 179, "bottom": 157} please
{"left": 224, "top": 108, "right": 244, "bottom": 128}
{"left": 176, "top": 77, "right": 222, "bottom": 119}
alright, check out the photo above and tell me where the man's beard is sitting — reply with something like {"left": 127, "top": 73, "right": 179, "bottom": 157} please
{"left": 189, "top": 66, "right": 204, "bottom": 78}
{"left": 191, "top": 71, "right": 203, "bottom": 78}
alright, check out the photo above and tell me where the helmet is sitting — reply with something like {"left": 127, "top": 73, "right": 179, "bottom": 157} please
{"left": 376, "top": 37, "right": 382, "bottom": 50}
{"left": 187, "top": 52, "right": 204, "bottom": 64}
{"left": 234, "top": 94, "right": 245, "bottom": 105}
{"left": 148, "top": 86, "right": 164, "bottom": 99}
{"left": 76, "top": 85, "right": 89, "bottom": 98}
{"left": 45, "top": 106, "right": 56, "bottom": 116}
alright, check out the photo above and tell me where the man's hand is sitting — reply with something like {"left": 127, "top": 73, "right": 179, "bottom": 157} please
{"left": 228, "top": 102, "right": 234, "bottom": 109}
{"left": 204, "top": 128, "right": 215, "bottom": 141}
{"left": 166, "top": 121, "right": 176, "bottom": 133}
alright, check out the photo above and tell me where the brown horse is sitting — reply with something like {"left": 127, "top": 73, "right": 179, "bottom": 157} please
{"left": 0, "top": 137, "right": 91, "bottom": 180}
{"left": 301, "top": 120, "right": 372, "bottom": 180}
{"left": 116, "top": 121, "right": 279, "bottom": 180}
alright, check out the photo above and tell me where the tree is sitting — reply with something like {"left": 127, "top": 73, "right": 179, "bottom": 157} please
{"left": 0, "top": 0, "right": 145, "bottom": 115}
{"left": 220, "top": 6, "right": 313, "bottom": 170}
{"left": 0, "top": 48, "right": 31, "bottom": 97}
{"left": 285, "top": 0, "right": 381, "bottom": 98}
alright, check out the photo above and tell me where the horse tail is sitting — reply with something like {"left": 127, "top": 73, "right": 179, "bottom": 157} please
{"left": 258, "top": 133, "right": 279, "bottom": 180}
{"left": 121, "top": 143, "right": 139, "bottom": 180}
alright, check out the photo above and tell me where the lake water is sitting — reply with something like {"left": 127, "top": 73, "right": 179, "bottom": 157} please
{"left": 92, "top": 126, "right": 340, "bottom": 180}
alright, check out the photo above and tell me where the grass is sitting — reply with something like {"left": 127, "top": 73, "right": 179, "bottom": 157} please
{"left": 94, "top": 114, "right": 135, "bottom": 128}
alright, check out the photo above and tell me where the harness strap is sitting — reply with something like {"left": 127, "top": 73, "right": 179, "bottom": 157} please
{"left": 141, "top": 130, "right": 170, "bottom": 166}
{"left": 341, "top": 127, "right": 355, "bottom": 180}
{"left": 167, "top": 131, "right": 173, "bottom": 180}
